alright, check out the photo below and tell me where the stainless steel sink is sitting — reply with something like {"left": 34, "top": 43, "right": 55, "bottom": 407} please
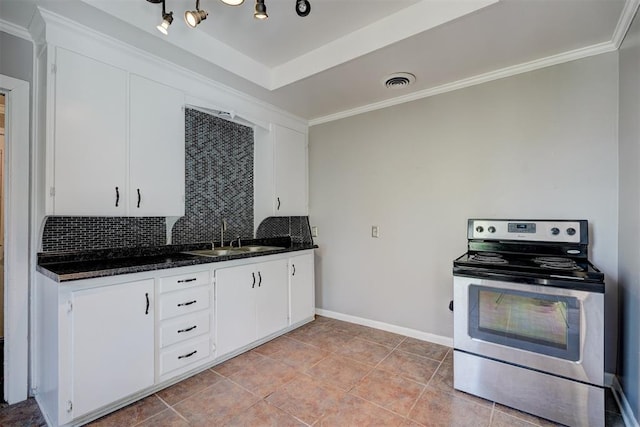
{"left": 182, "top": 246, "right": 285, "bottom": 258}
{"left": 241, "top": 245, "right": 285, "bottom": 252}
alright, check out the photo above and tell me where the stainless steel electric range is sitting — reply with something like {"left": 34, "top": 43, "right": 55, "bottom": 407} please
{"left": 452, "top": 219, "right": 605, "bottom": 427}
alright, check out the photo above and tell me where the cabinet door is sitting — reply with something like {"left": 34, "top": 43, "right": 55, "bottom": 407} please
{"left": 289, "top": 253, "right": 315, "bottom": 325}
{"left": 215, "top": 264, "right": 257, "bottom": 356}
{"left": 255, "top": 259, "right": 289, "bottom": 338}
{"left": 70, "top": 280, "right": 154, "bottom": 418}
{"left": 274, "top": 125, "right": 308, "bottom": 215}
{"left": 53, "top": 48, "right": 127, "bottom": 215}
{"left": 129, "top": 75, "right": 185, "bottom": 216}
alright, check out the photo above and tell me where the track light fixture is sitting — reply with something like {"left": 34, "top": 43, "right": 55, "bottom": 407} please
{"left": 295, "top": 0, "right": 310, "bottom": 17}
{"left": 184, "top": 0, "right": 208, "bottom": 28}
{"left": 147, "top": 0, "right": 310, "bottom": 32}
{"left": 254, "top": 0, "right": 268, "bottom": 20}
{"left": 156, "top": 0, "right": 173, "bottom": 35}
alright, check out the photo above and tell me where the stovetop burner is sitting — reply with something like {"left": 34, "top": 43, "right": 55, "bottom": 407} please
{"left": 469, "top": 252, "right": 508, "bottom": 264}
{"left": 533, "top": 256, "right": 580, "bottom": 271}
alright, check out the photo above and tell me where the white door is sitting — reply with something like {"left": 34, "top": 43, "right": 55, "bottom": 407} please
{"left": 53, "top": 48, "right": 127, "bottom": 215}
{"left": 289, "top": 253, "right": 315, "bottom": 325}
{"left": 215, "top": 264, "right": 257, "bottom": 356}
{"left": 274, "top": 125, "right": 308, "bottom": 215}
{"left": 71, "top": 280, "right": 154, "bottom": 417}
{"left": 129, "top": 75, "right": 185, "bottom": 216}
{"left": 255, "top": 259, "right": 288, "bottom": 338}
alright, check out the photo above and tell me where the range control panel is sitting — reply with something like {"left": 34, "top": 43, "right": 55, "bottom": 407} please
{"left": 468, "top": 219, "right": 586, "bottom": 244}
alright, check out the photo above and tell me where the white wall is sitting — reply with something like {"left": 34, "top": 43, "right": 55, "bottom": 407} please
{"left": 309, "top": 52, "right": 619, "bottom": 372}
{"left": 618, "top": 8, "right": 640, "bottom": 422}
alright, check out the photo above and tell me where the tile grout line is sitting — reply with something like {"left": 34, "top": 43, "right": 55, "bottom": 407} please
{"left": 127, "top": 394, "right": 173, "bottom": 427}
{"left": 403, "top": 347, "right": 452, "bottom": 423}
{"left": 153, "top": 393, "right": 192, "bottom": 425}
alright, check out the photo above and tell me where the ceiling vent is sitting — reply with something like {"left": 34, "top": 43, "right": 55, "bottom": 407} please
{"left": 383, "top": 72, "right": 416, "bottom": 89}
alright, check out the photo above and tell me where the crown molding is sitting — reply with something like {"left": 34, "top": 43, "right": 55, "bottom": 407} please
{"left": 309, "top": 40, "right": 618, "bottom": 126}
{"left": 612, "top": 0, "right": 640, "bottom": 48}
{"left": 0, "top": 18, "right": 33, "bottom": 42}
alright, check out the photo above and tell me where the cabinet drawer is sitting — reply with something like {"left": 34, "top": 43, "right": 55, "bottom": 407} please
{"left": 159, "top": 286, "right": 210, "bottom": 320}
{"left": 159, "top": 270, "right": 209, "bottom": 293}
{"left": 159, "top": 336, "right": 211, "bottom": 377}
{"left": 159, "top": 310, "right": 210, "bottom": 348}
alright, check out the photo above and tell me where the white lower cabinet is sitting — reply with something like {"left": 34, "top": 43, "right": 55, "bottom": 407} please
{"left": 156, "top": 269, "right": 213, "bottom": 381}
{"left": 70, "top": 279, "right": 154, "bottom": 418}
{"left": 289, "top": 253, "right": 315, "bottom": 325}
{"left": 35, "top": 251, "right": 314, "bottom": 426}
{"left": 215, "top": 258, "right": 288, "bottom": 357}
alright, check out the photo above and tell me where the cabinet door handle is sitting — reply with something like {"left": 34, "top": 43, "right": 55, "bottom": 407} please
{"left": 145, "top": 292, "right": 149, "bottom": 315}
{"left": 258, "top": 271, "right": 262, "bottom": 287}
{"left": 178, "top": 350, "right": 197, "bottom": 359}
{"left": 115, "top": 186, "right": 120, "bottom": 207}
{"left": 177, "top": 300, "right": 197, "bottom": 307}
{"left": 251, "top": 272, "right": 256, "bottom": 289}
{"left": 177, "top": 278, "right": 197, "bottom": 284}
{"left": 277, "top": 197, "right": 281, "bottom": 210}
{"left": 292, "top": 264, "right": 296, "bottom": 276}
{"left": 178, "top": 325, "right": 197, "bottom": 333}
{"left": 137, "top": 188, "right": 141, "bottom": 208}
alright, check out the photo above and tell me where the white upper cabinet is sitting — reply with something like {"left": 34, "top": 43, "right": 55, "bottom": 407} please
{"left": 129, "top": 74, "right": 185, "bottom": 216}
{"left": 53, "top": 47, "right": 128, "bottom": 215}
{"left": 273, "top": 124, "right": 308, "bottom": 216}
{"left": 49, "top": 48, "right": 185, "bottom": 216}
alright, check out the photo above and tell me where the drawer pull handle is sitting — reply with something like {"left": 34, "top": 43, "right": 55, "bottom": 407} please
{"left": 145, "top": 293, "right": 149, "bottom": 315}
{"left": 177, "top": 300, "right": 197, "bottom": 307}
{"left": 277, "top": 197, "right": 281, "bottom": 210}
{"left": 178, "top": 325, "right": 197, "bottom": 333}
{"left": 258, "top": 271, "right": 262, "bottom": 287}
{"left": 115, "top": 186, "right": 120, "bottom": 207}
{"left": 137, "top": 188, "right": 141, "bottom": 208}
{"left": 178, "top": 350, "right": 197, "bottom": 359}
{"left": 292, "top": 264, "right": 296, "bottom": 276}
{"left": 252, "top": 272, "right": 256, "bottom": 289}
{"left": 177, "top": 278, "right": 197, "bottom": 283}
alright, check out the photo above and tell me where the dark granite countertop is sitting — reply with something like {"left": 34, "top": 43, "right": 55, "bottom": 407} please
{"left": 37, "top": 237, "right": 317, "bottom": 283}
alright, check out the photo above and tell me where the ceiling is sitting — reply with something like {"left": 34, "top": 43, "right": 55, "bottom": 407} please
{"left": 0, "top": 0, "right": 637, "bottom": 123}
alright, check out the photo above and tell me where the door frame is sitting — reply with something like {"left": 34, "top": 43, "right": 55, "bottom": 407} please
{"left": 0, "top": 74, "right": 30, "bottom": 404}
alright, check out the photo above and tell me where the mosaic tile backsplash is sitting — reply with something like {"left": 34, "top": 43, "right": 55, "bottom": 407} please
{"left": 171, "top": 109, "right": 254, "bottom": 245}
{"left": 41, "top": 217, "right": 166, "bottom": 252}
{"left": 42, "top": 109, "right": 254, "bottom": 252}
{"left": 256, "top": 216, "right": 314, "bottom": 245}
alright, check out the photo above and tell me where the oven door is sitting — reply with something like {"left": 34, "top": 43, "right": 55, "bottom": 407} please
{"left": 453, "top": 276, "right": 604, "bottom": 386}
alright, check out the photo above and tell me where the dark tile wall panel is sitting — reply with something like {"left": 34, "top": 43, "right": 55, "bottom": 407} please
{"left": 171, "top": 109, "right": 254, "bottom": 245}
{"left": 256, "top": 216, "right": 314, "bottom": 244}
{"left": 42, "top": 217, "right": 165, "bottom": 252}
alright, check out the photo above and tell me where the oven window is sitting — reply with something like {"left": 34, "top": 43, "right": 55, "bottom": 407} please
{"left": 468, "top": 285, "right": 580, "bottom": 361}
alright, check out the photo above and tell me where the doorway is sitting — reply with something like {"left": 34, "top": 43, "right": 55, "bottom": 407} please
{"left": 0, "top": 75, "right": 29, "bottom": 405}
{"left": 0, "top": 92, "right": 4, "bottom": 403}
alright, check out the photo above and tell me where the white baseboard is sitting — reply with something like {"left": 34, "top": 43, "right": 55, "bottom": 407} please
{"left": 611, "top": 375, "right": 640, "bottom": 427}
{"left": 315, "top": 308, "right": 454, "bottom": 348}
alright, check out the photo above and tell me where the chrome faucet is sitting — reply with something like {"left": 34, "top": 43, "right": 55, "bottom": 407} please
{"left": 220, "top": 218, "right": 227, "bottom": 247}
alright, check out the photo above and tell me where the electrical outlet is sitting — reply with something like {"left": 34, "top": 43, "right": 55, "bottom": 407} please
{"left": 311, "top": 226, "right": 318, "bottom": 237}
{"left": 372, "top": 225, "right": 379, "bottom": 238}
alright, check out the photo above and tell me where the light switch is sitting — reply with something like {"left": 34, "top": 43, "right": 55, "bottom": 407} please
{"left": 311, "top": 226, "right": 318, "bottom": 237}
{"left": 372, "top": 225, "right": 379, "bottom": 238}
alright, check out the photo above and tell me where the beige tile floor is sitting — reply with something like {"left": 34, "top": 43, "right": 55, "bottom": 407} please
{"left": 0, "top": 316, "right": 625, "bottom": 426}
